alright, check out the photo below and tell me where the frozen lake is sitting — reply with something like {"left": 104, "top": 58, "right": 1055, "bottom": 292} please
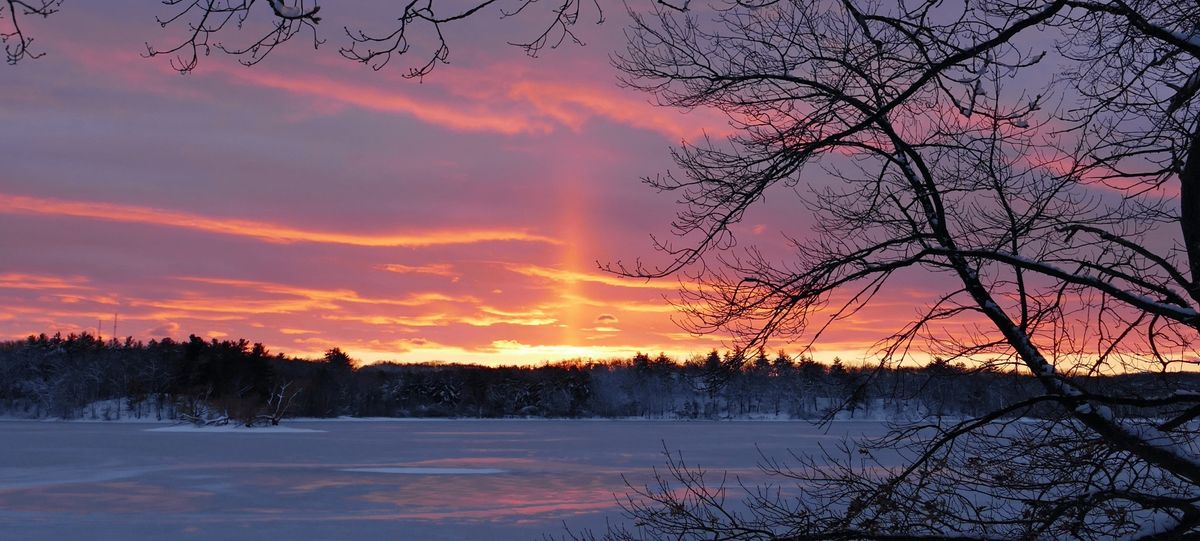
{"left": 0, "top": 419, "right": 890, "bottom": 540}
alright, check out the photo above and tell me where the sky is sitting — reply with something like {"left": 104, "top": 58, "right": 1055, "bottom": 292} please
{"left": 0, "top": 1, "right": 945, "bottom": 365}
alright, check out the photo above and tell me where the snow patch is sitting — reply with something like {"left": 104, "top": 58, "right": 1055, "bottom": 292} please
{"left": 269, "top": 0, "right": 308, "bottom": 18}
{"left": 1169, "top": 30, "right": 1200, "bottom": 49}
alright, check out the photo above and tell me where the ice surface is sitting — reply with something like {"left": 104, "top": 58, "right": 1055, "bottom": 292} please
{"left": 146, "top": 425, "right": 325, "bottom": 433}
{"left": 0, "top": 419, "right": 892, "bottom": 541}
{"left": 339, "top": 467, "right": 507, "bottom": 475}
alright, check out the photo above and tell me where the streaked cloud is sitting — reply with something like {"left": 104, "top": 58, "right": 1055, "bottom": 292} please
{"left": 377, "top": 263, "right": 461, "bottom": 279}
{"left": 506, "top": 264, "right": 679, "bottom": 290}
{"left": 176, "top": 277, "right": 480, "bottom": 308}
{"left": 226, "top": 69, "right": 551, "bottom": 135}
{"left": 145, "top": 321, "right": 181, "bottom": 337}
{"left": 504, "top": 79, "right": 729, "bottom": 141}
{"left": 0, "top": 273, "right": 90, "bottom": 291}
{"left": 0, "top": 193, "right": 560, "bottom": 248}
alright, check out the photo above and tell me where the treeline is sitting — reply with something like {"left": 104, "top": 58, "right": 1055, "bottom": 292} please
{"left": 0, "top": 333, "right": 1194, "bottom": 423}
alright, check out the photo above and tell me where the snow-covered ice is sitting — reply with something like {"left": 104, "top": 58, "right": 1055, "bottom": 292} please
{"left": 0, "top": 419, "right": 890, "bottom": 541}
{"left": 339, "top": 467, "right": 507, "bottom": 475}
{"left": 146, "top": 425, "right": 325, "bottom": 434}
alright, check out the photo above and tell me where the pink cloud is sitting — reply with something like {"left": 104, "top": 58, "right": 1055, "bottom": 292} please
{"left": 0, "top": 192, "right": 560, "bottom": 248}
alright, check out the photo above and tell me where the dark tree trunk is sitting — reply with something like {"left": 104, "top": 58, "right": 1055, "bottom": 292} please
{"left": 1182, "top": 124, "right": 1200, "bottom": 304}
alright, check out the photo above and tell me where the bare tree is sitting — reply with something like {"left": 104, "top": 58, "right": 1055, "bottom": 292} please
{"left": 4, "top": 0, "right": 610, "bottom": 76}
{"left": 4, "top": 1, "right": 710, "bottom": 76}
{"left": 579, "top": 1, "right": 1200, "bottom": 539}
{"left": 1, "top": 0, "right": 58, "bottom": 64}
{"left": 143, "top": 0, "right": 324, "bottom": 73}
{"left": 338, "top": 0, "right": 603, "bottom": 78}
{"left": 249, "top": 380, "right": 301, "bottom": 426}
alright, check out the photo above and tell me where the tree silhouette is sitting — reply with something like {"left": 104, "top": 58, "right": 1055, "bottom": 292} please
{"left": 2, "top": 1, "right": 606, "bottom": 75}
{"left": 590, "top": 1, "right": 1200, "bottom": 539}
{"left": 322, "top": 347, "right": 354, "bottom": 371}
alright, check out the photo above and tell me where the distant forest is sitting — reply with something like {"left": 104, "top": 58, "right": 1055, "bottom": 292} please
{"left": 1, "top": 333, "right": 1195, "bottom": 425}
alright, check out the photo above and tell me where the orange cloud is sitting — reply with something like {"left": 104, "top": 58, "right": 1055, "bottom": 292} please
{"left": 0, "top": 193, "right": 560, "bottom": 248}
{"left": 56, "top": 32, "right": 721, "bottom": 141}
{"left": 377, "top": 263, "right": 460, "bottom": 279}
{"left": 50, "top": 294, "right": 119, "bottom": 305}
{"left": 129, "top": 297, "right": 334, "bottom": 316}
{"left": 323, "top": 312, "right": 558, "bottom": 328}
{"left": 505, "top": 79, "right": 730, "bottom": 141}
{"left": 226, "top": 69, "right": 551, "bottom": 135}
{"left": 176, "top": 277, "right": 481, "bottom": 312}
{"left": 0, "top": 273, "right": 90, "bottom": 291}
{"left": 460, "top": 315, "right": 559, "bottom": 327}
{"left": 556, "top": 293, "right": 675, "bottom": 313}
{"left": 322, "top": 314, "right": 450, "bottom": 328}
{"left": 506, "top": 263, "right": 680, "bottom": 290}
{"left": 216, "top": 57, "right": 724, "bottom": 140}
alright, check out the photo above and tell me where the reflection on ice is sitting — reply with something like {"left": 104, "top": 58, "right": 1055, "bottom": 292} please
{"left": 0, "top": 419, "right": 891, "bottom": 541}
{"left": 0, "top": 481, "right": 212, "bottom": 514}
{"left": 339, "top": 467, "right": 506, "bottom": 475}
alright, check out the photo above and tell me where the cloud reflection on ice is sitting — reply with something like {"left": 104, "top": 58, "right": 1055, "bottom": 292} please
{"left": 339, "top": 467, "right": 506, "bottom": 475}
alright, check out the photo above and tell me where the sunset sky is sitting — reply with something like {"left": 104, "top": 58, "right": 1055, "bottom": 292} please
{"left": 0, "top": 2, "right": 941, "bottom": 365}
